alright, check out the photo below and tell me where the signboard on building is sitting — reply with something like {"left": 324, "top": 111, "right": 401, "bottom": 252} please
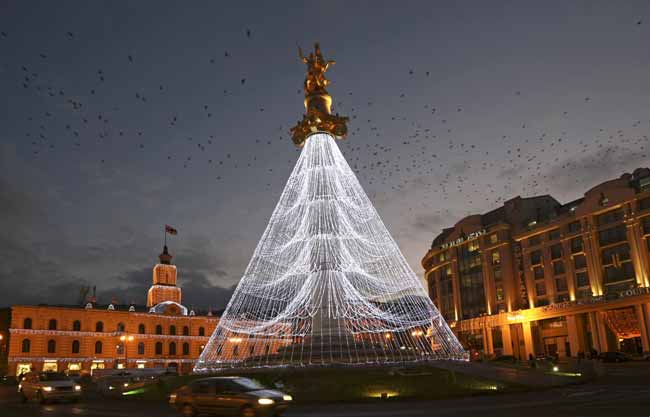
{"left": 441, "top": 229, "right": 487, "bottom": 249}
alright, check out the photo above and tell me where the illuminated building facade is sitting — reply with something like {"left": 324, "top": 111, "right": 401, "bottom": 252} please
{"left": 422, "top": 168, "right": 650, "bottom": 359}
{"left": 6, "top": 246, "right": 218, "bottom": 376}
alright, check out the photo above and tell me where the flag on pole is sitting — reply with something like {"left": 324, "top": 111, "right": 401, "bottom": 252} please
{"left": 165, "top": 224, "right": 178, "bottom": 235}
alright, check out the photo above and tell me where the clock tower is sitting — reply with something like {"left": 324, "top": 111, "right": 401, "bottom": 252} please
{"left": 147, "top": 245, "right": 183, "bottom": 307}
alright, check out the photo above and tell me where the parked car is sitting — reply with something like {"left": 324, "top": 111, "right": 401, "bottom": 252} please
{"left": 96, "top": 372, "right": 157, "bottom": 397}
{"left": 598, "top": 351, "right": 631, "bottom": 363}
{"left": 18, "top": 372, "right": 82, "bottom": 403}
{"left": 170, "top": 376, "right": 292, "bottom": 417}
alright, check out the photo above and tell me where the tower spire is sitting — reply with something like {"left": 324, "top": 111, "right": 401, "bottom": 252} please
{"left": 290, "top": 43, "right": 348, "bottom": 147}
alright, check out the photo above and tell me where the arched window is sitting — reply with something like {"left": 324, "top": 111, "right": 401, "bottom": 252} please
{"left": 137, "top": 342, "right": 145, "bottom": 355}
{"left": 169, "top": 342, "right": 176, "bottom": 355}
{"left": 47, "top": 339, "right": 56, "bottom": 353}
{"left": 73, "top": 320, "right": 81, "bottom": 331}
{"left": 48, "top": 319, "right": 57, "bottom": 330}
{"left": 117, "top": 322, "right": 125, "bottom": 332}
{"left": 21, "top": 339, "right": 30, "bottom": 353}
{"left": 116, "top": 343, "right": 124, "bottom": 355}
{"left": 198, "top": 327, "right": 205, "bottom": 336}
{"left": 95, "top": 341, "right": 103, "bottom": 354}
{"left": 155, "top": 325, "right": 162, "bottom": 335}
{"left": 233, "top": 345, "right": 239, "bottom": 357}
{"left": 72, "top": 340, "right": 80, "bottom": 354}
{"left": 155, "top": 342, "right": 163, "bottom": 355}
{"left": 23, "top": 318, "right": 32, "bottom": 329}
{"left": 138, "top": 323, "right": 145, "bottom": 334}
{"left": 182, "top": 342, "right": 190, "bottom": 355}
{"left": 96, "top": 321, "right": 104, "bottom": 332}
{"left": 169, "top": 325, "right": 176, "bottom": 335}
{"left": 182, "top": 326, "right": 189, "bottom": 336}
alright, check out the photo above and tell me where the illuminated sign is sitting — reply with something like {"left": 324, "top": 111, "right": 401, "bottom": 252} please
{"left": 441, "top": 229, "right": 487, "bottom": 249}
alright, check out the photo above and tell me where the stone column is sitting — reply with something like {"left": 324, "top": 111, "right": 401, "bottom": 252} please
{"left": 584, "top": 223, "right": 604, "bottom": 296}
{"left": 566, "top": 315, "right": 582, "bottom": 358}
{"left": 501, "top": 324, "right": 514, "bottom": 356}
{"left": 595, "top": 312, "right": 611, "bottom": 353}
{"left": 635, "top": 304, "right": 650, "bottom": 353}
{"left": 484, "top": 325, "right": 494, "bottom": 356}
{"left": 627, "top": 223, "right": 650, "bottom": 288}
{"left": 522, "top": 321, "right": 535, "bottom": 358}
{"left": 588, "top": 311, "right": 601, "bottom": 353}
{"left": 481, "top": 251, "right": 494, "bottom": 315}
{"left": 561, "top": 239, "right": 577, "bottom": 300}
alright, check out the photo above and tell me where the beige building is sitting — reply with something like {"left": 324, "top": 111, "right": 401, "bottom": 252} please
{"left": 422, "top": 168, "right": 650, "bottom": 360}
{"left": 6, "top": 246, "right": 219, "bottom": 376}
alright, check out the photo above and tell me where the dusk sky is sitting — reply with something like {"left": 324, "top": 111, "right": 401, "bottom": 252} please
{"left": 1, "top": 1, "right": 649, "bottom": 310}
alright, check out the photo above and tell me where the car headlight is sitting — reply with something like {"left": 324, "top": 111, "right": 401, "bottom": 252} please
{"left": 123, "top": 382, "right": 129, "bottom": 387}
{"left": 74, "top": 385, "right": 82, "bottom": 391}
{"left": 108, "top": 385, "right": 115, "bottom": 390}
{"left": 283, "top": 394, "right": 293, "bottom": 401}
{"left": 258, "top": 398, "right": 275, "bottom": 405}
{"left": 43, "top": 386, "right": 53, "bottom": 392}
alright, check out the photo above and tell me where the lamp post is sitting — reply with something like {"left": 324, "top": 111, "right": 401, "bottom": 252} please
{"left": 119, "top": 335, "right": 135, "bottom": 369}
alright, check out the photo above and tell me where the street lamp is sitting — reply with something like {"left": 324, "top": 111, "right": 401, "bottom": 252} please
{"left": 119, "top": 335, "right": 135, "bottom": 369}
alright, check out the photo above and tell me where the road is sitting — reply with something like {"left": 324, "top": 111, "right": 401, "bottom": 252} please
{"left": 2, "top": 363, "right": 649, "bottom": 417}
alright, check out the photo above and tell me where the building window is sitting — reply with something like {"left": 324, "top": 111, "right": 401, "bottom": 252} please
{"left": 169, "top": 325, "right": 176, "bottom": 336}
{"left": 439, "top": 251, "right": 448, "bottom": 262}
{"left": 73, "top": 320, "right": 81, "bottom": 331}
{"left": 458, "top": 242, "right": 486, "bottom": 320}
{"left": 138, "top": 324, "right": 145, "bottom": 334}
{"left": 640, "top": 197, "right": 650, "bottom": 212}
{"left": 21, "top": 339, "right": 31, "bottom": 353}
{"left": 573, "top": 254, "right": 587, "bottom": 270}
{"left": 439, "top": 266, "right": 455, "bottom": 321}
{"left": 533, "top": 265, "right": 544, "bottom": 280}
{"left": 169, "top": 342, "right": 176, "bottom": 356}
{"left": 548, "top": 229, "right": 561, "bottom": 241}
{"left": 155, "top": 342, "right": 163, "bottom": 355}
{"left": 183, "top": 326, "right": 189, "bottom": 336}
{"left": 576, "top": 271, "right": 590, "bottom": 287}
{"left": 601, "top": 243, "right": 635, "bottom": 290}
{"left": 550, "top": 244, "right": 563, "bottom": 260}
{"left": 528, "top": 235, "right": 542, "bottom": 247}
{"left": 95, "top": 341, "right": 102, "bottom": 354}
{"left": 137, "top": 342, "right": 145, "bottom": 355}
{"left": 553, "top": 261, "right": 565, "bottom": 275}
{"left": 555, "top": 277, "right": 568, "bottom": 292}
{"left": 598, "top": 224, "right": 627, "bottom": 246}
{"left": 530, "top": 250, "right": 542, "bottom": 265}
{"left": 570, "top": 237, "right": 583, "bottom": 254}
{"left": 535, "top": 283, "right": 547, "bottom": 297}
{"left": 491, "top": 250, "right": 501, "bottom": 265}
{"left": 72, "top": 340, "right": 80, "bottom": 354}
{"left": 96, "top": 321, "right": 104, "bottom": 332}
{"left": 199, "top": 327, "right": 205, "bottom": 337}
{"left": 48, "top": 319, "right": 57, "bottom": 330}
{"left": 568, "top": 220, "right": 581, "bottom": 233}
{"left": 489, "top": 233, "right": 498, "bottom": 244}
{"left": 23, "top": 318, "right": 32, "bottom": 329}
{"left": 597, "top": 208, "right": 624, "bottom": 226}
{"left": 468, "top": 239, "right": 479, "bottom": 252}
{"left": 117, "top": 322, "right": 125, "bottom": 332}
{"left": 182, "top": 342, "right": 190, "bottom": 355}
{"left": 233, "top": 345, "right": 239, "bottom": 357}
{"left": 47, "top": 339, "right": 56, "bottom": 353}
{"left": 155, "top": 325, "right": 163, "bottom": 335}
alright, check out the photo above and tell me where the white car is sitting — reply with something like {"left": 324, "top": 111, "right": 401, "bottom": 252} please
{"left": 19, "top": 372, "right": 82, "bottom": 403}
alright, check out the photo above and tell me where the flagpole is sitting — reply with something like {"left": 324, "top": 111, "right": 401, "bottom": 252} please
{"left": 164, "top": 226, "right": 167, "bottom": 247}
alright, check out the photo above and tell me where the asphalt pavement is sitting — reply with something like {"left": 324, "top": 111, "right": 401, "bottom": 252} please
{"left": 1, "top": 363, "right": 648, "bottom": 417}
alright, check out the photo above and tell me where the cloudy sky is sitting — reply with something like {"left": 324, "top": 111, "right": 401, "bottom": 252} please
{"left": 1, "top": 1, "right": 649, "bottom": 310}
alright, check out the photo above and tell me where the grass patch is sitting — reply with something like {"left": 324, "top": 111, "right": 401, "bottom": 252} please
{"left": 134, "top": 364, "right": 524, "bottom": 403}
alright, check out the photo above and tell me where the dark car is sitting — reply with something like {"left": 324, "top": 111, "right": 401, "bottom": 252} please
{"left": 169, "top": 377, "right": 292, "bottom": 417}
{"left": 598, "top": 351, "right": 630, "bottom": 363}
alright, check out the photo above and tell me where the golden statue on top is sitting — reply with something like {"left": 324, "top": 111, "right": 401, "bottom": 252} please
{"left": 291, "top": 43, "right": 348, "bottom": 147}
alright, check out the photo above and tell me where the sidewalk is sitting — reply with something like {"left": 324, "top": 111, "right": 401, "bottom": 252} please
{"left": 433, "top": 360, "right": 599, "bottom": 388}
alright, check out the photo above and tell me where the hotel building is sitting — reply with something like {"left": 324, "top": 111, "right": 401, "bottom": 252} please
{"left": 4, "top": 245, "right": 218, "bottom": 376}
{"left": 422, "top": 168, "right": 650, "bottom": 359}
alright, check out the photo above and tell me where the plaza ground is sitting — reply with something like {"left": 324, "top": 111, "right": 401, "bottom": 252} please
{"left": 1, "top": 362, "right": 648, "bottom": 417}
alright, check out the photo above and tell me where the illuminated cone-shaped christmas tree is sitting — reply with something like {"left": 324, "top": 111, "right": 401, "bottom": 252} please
{"left": 194, "top": 44, "right": 464, "bottom": 372}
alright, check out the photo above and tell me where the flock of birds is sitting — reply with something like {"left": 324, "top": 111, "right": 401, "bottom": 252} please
{"left": 2, "top": 20, "right": 649, "bottom": 227}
